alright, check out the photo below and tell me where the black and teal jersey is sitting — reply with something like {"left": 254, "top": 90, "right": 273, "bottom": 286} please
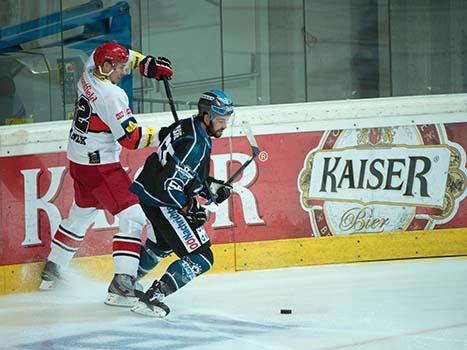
{"left": 130, "top": 117, "right": 211, "bottom": 209}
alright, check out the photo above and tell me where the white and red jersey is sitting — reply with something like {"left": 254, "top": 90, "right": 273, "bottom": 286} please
{"left": 67, "top": 49, "right": 156, "bottom": 165}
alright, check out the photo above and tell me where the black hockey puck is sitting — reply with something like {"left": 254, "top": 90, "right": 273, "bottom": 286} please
{"left": 280, "top": 309, "right": 292, "bottom": 314}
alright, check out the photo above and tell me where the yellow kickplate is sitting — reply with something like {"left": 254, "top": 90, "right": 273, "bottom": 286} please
{"left": 235, "top": 228, "right": 467, "bottom": 271}
{"left": 1, "top": 229, "right": 465, "bottom": 295}
{"left": 0, "top": 243, "right": 236, "bottom": 295}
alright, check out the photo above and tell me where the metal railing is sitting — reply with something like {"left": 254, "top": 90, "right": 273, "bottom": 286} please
{"left": 134, "top": 97, "right": 197, "bottom": 114}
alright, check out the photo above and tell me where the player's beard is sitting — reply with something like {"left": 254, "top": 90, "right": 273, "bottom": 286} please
{"left": 206, "top": 121, "right": 223, "bottom": 138}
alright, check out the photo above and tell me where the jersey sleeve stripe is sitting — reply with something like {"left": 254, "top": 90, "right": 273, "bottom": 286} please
{"left": 180, "top": 119, "right": 197, "bottom": 165}
{"left": 118, "top": 126, "right": 142, "bottom": 149}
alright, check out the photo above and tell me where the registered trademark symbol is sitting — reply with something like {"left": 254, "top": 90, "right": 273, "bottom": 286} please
{"left": 258, "top": 151, "right": 269, "bottom": 162}
{"left": 434, "top": 155, "right": 439, "bottom": 162}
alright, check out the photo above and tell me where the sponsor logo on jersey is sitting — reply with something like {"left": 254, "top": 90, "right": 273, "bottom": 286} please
{"left": 165, "top": 207, "right": 201, "bottom": 252}
{"left": 196, "top": 226, "right": 209, "bottom": 244}
{"left": 126, "top": 121, "right": 137, "bottom": 133}
{"left": 80, "top": 77, "right": 97, "bottom": 102}
{"left": 298, "top": 125, "right": 467, "bottom": 236}
{"left": 121, "top": 117, "right": 138, "bottom": 136}
{"left": 175, "top": 164, "right": 194, "bottom": 181}
{"left": 173, "top": 124, "right": 183, "bottom": 140}
{"left": 70, "top": 130, "right": 87, "bottom": 145}
{"left": 87, "top": 151, "right": 101, "bottom": 164}
{"left": 115, "top": 111, "right": 125, "bottom": 120}
{"left": 165, "top": 177, "right": 184, "bottom": 192}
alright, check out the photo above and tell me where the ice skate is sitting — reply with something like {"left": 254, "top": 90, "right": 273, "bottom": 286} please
{"left": 39, "top": 261, "right": 62, "bottom": 290}
{"left": 104, "top": 274, "right": 144, "bottom": 307}
{"left": 131, "top": 280, "right": 170, "bottom": 318}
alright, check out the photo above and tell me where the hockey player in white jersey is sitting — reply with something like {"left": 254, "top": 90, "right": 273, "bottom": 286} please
{"left": 40, "top": 41, "right": 173, "bottom": 307}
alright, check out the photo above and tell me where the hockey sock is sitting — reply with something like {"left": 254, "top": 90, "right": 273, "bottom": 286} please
{"left": 48, "top": 204, "right": 97, "bottom": 267}
{"left": 139, "top": 239, "right": 172, "bottom": 274}
{"left": 160, "top": 248, "right": 213, "bottom": 295}
{"left": 113, "top": 204, "right": 146, "bottom": 276}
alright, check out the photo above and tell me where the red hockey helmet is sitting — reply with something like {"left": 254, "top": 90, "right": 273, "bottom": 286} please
{"left": 93, "top": 41, "right": 129, "bottom": 68}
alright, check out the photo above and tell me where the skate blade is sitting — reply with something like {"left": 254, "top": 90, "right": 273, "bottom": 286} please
{"left": 104, "top": 293, "right": 139, "bottom": 307}
{"left": 130, "top": 301, "right": 169, "bottom": 318}
{"left": 39, "top": 279, "right": 57, "bottom": 291}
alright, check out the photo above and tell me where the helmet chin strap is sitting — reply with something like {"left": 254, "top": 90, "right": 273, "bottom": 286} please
{"left": 97, "top": 65, "right": 115, "bottom": 77}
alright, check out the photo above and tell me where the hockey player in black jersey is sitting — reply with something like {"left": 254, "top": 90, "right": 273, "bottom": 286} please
{"left": 129, "top": 89, "right": 234, "bottom": 317}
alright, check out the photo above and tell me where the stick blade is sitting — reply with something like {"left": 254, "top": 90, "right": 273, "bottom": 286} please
{"left": 241, "top": 121, "right": 259, "bottom": 155}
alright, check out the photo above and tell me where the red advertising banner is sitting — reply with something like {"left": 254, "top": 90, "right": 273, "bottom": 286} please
{"left": 1, "top": 123, "right": 466, "bottom": 266}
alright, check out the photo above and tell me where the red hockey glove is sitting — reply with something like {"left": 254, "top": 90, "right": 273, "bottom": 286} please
{"left": 139, "top": 56, "right": 173, "bottom": 80}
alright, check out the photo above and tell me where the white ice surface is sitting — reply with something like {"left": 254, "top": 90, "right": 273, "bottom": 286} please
{"left": 1, "top": 257, "right": 466, "bottom": 350}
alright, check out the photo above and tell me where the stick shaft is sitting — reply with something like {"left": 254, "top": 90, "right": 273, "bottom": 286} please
{"left": 225, "top": 154, "right": 257, "bottom": 185}
{"left": 162, "top": 77, "right": 179, "bottom": 122}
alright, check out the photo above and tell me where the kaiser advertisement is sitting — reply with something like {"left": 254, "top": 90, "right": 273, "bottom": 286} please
{"left": 0, "top": 123, "right": 466, "bottom": 267}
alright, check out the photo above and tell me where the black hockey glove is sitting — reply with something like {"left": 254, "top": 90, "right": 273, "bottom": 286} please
{"left": 179, "top": 197, "right": 207, "bottom": 228}
{"left": 208, "top": 177, "right": 233, "bottom": 204}
{"left": 139, "top": 56, "right": 173, "bottom": 80}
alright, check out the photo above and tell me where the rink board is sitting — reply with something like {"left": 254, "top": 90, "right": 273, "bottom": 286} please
{"left": 1, "top": 94, "right": 467, "bottom": 295}
{"left": 1, "top": 227, "right": 466, "bottom": 294}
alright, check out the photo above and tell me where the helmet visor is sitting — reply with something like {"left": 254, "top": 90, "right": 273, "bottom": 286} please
{"left": 211, "top": 104, "right": 234, "bottom": 117}
{"left": 211, "top": 111, "right": 235, "bottom": 128}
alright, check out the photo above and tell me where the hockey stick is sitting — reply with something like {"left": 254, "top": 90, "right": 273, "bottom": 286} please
{"left": 225, "top": 121, "right": 260, "bottom": 185}
{"left": 204, "top": 121, "right": 260, "bottom": 211}
{"left": 162, "top": 76, "right": 179, "bottom": 122}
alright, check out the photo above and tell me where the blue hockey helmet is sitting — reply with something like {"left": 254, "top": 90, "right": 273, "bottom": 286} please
{"left": 198, "top": 89, "right": 234, "bottom": 120}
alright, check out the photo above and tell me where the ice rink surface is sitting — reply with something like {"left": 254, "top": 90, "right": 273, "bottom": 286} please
{"left": 1, "top": 257, "right": 466, "bottom": 350}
